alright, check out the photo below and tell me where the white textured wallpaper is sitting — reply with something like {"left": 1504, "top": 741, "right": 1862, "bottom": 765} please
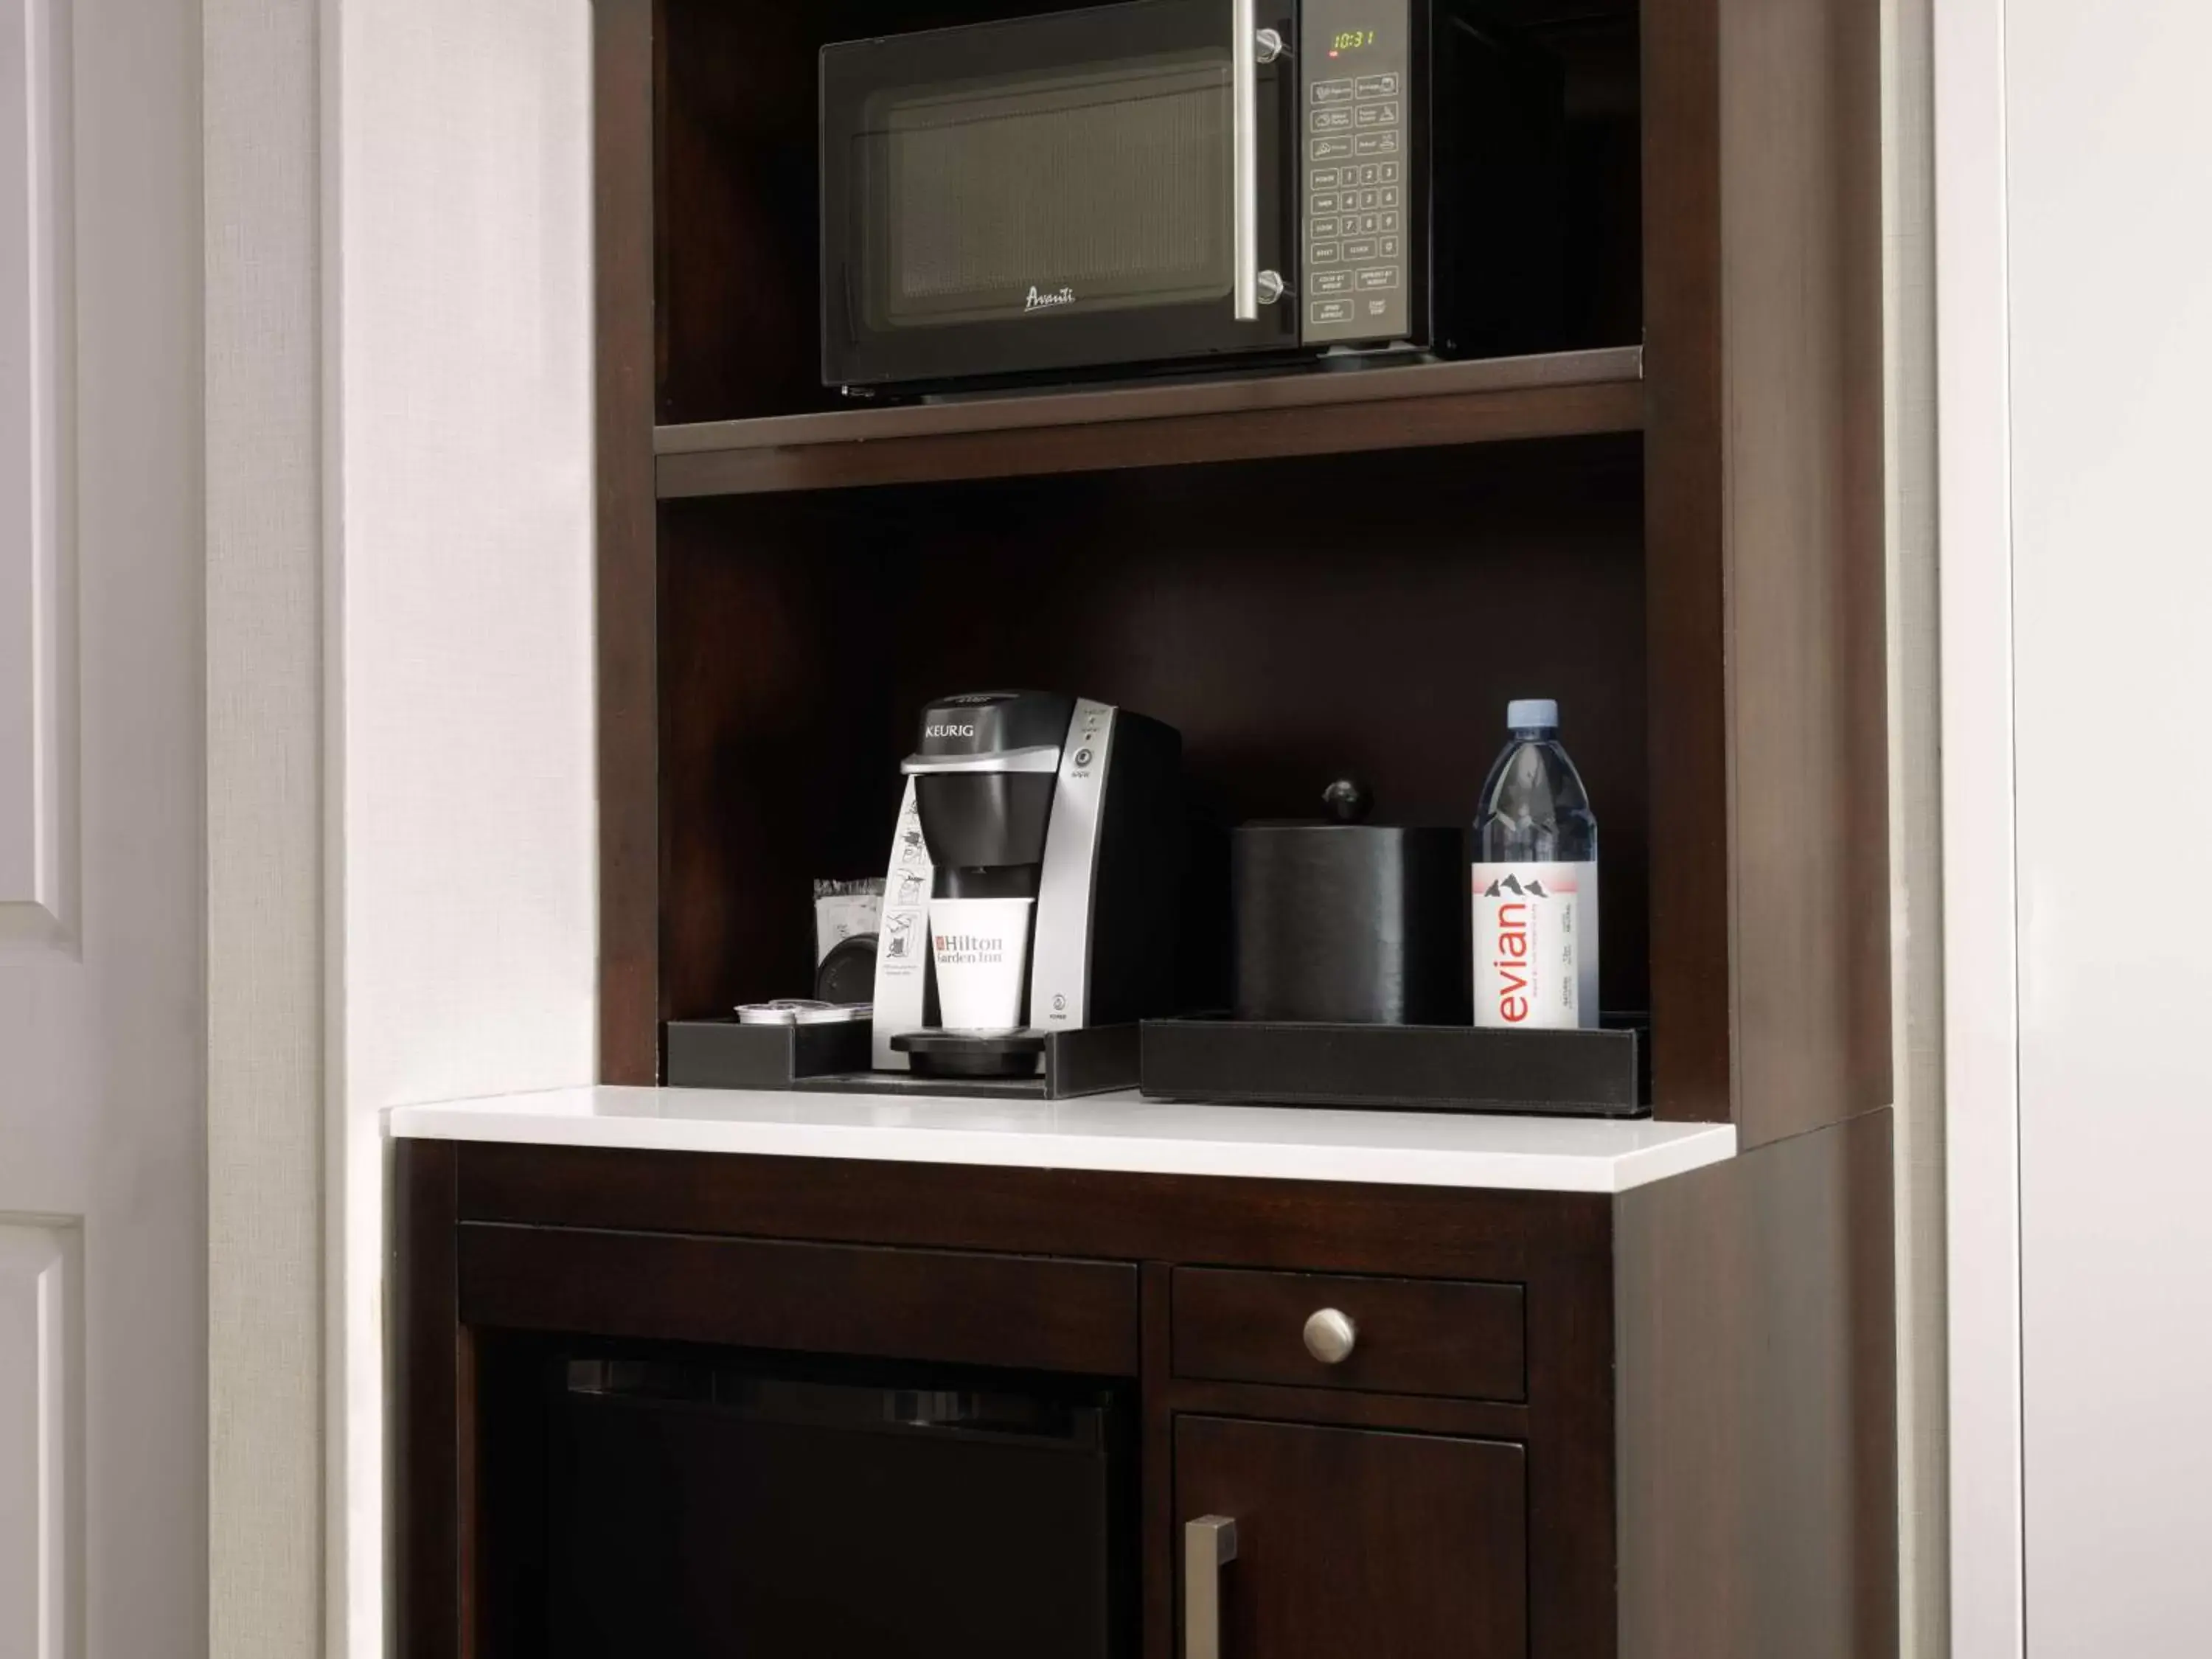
{"left": 327, "top": 2, "right": 597, "bottom": 1653}
{"left": 2009, "top": 2, "right": 2212, "bottom": 1649}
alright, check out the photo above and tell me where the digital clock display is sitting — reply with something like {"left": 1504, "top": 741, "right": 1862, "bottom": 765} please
{"left": 1330, "top": 29, "right": 1379, "bottom": 52}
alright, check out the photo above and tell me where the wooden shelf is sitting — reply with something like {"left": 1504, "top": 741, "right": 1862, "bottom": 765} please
{"left": 653, "top": 347, "right": 1644, "bottom": 498}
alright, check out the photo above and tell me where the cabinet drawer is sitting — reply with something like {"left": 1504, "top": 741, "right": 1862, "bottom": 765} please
{"left": 458, "top": 1222, "right": 1139, "bottom": 1375}
{"left": 1172, "top": 1267, "right": 1525, "bottom": 1402}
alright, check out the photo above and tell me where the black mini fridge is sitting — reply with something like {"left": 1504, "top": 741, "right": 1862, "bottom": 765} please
{"left": 545, "top": 1352, "right": 1135, "bottom": 1659}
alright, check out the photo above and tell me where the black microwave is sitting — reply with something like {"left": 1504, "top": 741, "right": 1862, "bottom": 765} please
{"left": 820, "top": 0, "right": 1564, "bottom": 394}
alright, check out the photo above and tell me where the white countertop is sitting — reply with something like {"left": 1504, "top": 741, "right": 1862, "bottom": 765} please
{"left": 385, "top": 1086, "right": 1735, "bottom": 1195}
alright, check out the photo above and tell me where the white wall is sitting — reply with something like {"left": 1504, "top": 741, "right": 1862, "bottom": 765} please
{"left": 325, "top": 1, "right": 597, "bottom": 1651}
{"left": 2006, "top": 2, "right": 2212, "bottom": 1651}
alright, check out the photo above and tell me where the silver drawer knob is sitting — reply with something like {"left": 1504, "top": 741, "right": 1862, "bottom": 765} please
{"left": 1302, "top": 1307, "right": 1358, "bottom": 1365}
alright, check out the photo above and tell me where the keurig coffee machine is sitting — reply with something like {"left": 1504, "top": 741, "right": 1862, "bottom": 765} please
{"left": 872, "top": 691, "right": 1182, "bottom": 1081}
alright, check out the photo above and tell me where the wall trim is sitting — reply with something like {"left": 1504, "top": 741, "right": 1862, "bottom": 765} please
{"left": 1881, "top": 0, "right": 1949, "bottom": 1651}
{"left": 1933, "top": 0, "right": 2025, "bottom": 1650}
{"left": 204, "top": 0, "right": 327, "bottom": 1655}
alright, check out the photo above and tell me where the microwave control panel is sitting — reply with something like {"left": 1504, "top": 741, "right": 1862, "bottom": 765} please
{"left": 1299, "top": 0, "right": 1411, "bottom": 345}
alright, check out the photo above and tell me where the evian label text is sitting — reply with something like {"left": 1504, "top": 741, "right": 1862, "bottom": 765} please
{"left": 1025, "top": 285, "right": 1077, "bottom": 312}
{"left": 1472, "top": 862, "right": 1599, "bottom": 1030}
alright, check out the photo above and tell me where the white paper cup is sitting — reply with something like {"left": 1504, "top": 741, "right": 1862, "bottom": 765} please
{"left": 929, "top": 897, "right": 1034, "bottom": 1034}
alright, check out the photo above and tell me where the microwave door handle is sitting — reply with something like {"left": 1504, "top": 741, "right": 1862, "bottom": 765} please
{"left": 1231, "top": 0, "right": 1259, "bottom": 320}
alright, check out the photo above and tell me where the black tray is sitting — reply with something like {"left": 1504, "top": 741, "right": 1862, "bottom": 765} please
{"left": 664, "top": 1018, "right": 1138, "bottom": 1100}
{"left": 1139, "top": 1016, "right": 1647, "bottom": 1117}
{"left": 665, "top": 1016, "right": 874, "bottom": 1091}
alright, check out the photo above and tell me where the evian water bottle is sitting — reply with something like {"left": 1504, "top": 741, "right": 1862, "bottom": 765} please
{"left": 1472, "top": 700, "right": 1599, "bottom": 1029}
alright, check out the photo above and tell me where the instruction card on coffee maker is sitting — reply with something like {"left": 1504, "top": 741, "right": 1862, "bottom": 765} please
{"left": 882, "top": 790, "right": 932, "bottom": 981}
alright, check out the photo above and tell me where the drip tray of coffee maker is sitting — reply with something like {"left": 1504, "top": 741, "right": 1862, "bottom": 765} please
{"left": 890, "top": 1031, "right": 1046, "bottom": 1079}
{"left": 664, "top": 1016, "right": 1140, "bottom": 1099}
{"left": 807, "top": 1023, "right": 1141, "bottom": 1100}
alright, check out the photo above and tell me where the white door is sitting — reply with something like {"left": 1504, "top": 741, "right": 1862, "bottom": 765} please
{"left": 0, "top": 0, "right": 204, "bottom": 1654}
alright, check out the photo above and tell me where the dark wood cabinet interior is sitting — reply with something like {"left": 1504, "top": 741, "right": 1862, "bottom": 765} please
{"left": 653, "top": 0, "right": 1644, "bottom": 429}
{"left": 658, "top": 437, "right": 1650, "bottom": 1024}
{"left": 467, "top": 1329, "right": 1141, "bottom": 1659}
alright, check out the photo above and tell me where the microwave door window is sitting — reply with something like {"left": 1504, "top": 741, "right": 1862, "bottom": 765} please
{"left": 860, "top": 53, "right": 1234, "bottom": 330}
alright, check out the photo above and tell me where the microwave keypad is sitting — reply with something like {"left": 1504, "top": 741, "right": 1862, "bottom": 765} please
{"left": 1301, "top": 0, "right": 1409, "bottom": 346}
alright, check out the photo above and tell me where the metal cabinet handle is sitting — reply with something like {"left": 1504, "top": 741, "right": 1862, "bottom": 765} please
{"left": 1302, "top": 1307, "right": 1358, "bottom": 1364}
{"left": 1184, "top": 1514, "right": 1239, "bottom": 1659}
{"left": 1231, "top": 0, "right": 1259, "bottom": 320}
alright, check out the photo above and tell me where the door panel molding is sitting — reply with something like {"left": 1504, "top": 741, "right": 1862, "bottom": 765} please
{"left": 0, "top": 0, "right": 78, "bottom": 956}
{"left": 0, "top": 1218, "right": 83, "bottom": 1659}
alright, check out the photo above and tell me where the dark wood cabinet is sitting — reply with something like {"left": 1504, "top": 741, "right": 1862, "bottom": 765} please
{"left": 490, "top": 0, "right": 1906, "bottom": 1648}
{"left": 1176, "top": 1416, "right": 1528, "bottom": 1659}
{"left": 395, "top": 1114, "right": 1896, "bottom": 1659}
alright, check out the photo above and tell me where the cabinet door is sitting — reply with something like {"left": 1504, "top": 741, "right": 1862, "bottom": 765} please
{"left": 1175, "top": 1416, "right": 1526, "bottom": 1659}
